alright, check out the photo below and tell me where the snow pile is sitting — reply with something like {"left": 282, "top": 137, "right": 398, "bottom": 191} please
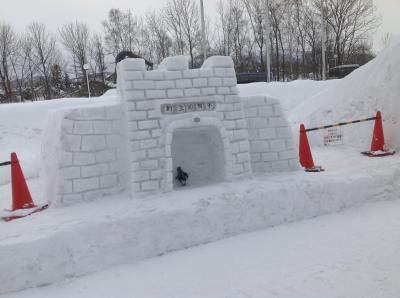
{"left": 238, "top": 80, "right": 338, "bottom": 113}
{"left": 290, "top": 37, "right": 400, "bottom": 149}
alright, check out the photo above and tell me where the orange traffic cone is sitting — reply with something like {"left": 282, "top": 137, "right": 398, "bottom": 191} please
{"left": 361, "top": 111, "right": 395, "bottom": 157}
{"left": 299, "top": 124, "right": 324, "bottom": 172}
{"left": 11, "top": 152, "right": 35, "bottom": 211}
{"left": 2, "top": 153, "right": 48, "bottom": 222}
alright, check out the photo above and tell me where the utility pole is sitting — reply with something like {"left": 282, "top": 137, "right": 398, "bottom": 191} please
{"left": 83, "top": 64, "right": 91, "bottom": 98}
{"left": 265, "top": 0, "right": 271, "bottom": 82}
{"left": 200, "top": 0, "right": 207, "bottom": 63}
{"left": 321, "top": 0, "right": 327, "bottom": 80}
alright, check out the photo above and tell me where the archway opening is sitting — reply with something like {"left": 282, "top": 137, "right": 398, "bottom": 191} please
{"left": 171, "top": 125, "right": 225, "bottom": 189}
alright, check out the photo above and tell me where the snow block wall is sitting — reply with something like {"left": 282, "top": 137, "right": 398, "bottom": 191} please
{"left": 243, "top": 96, "right": 299, "bottom": 172}
{"left": 42, "top": 55, "right": 298, "bottom": 205}
{"left": 117, "top": 56, "right": 254, "bottom": 194}
{"left": 42, "top": 104, "right": 127, "bottom": 206}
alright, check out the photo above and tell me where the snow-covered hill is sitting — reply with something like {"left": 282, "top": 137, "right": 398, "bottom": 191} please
{"left": 290, "top": 37, "right": 400, "bottom": 149}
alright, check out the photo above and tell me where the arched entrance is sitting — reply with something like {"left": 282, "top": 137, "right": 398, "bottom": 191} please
{"left": 164, "top": 117, "right": 232, "bottom": 191}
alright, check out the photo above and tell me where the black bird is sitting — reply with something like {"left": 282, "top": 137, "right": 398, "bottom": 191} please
{"left": 175, "top": 167, "right": 189, "bottom": 186}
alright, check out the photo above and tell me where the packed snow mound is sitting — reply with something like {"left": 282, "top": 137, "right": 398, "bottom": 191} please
{"left": 290, "top": 37, "right": 400, "bottom": 149}
{"left": 238, "top": 80, "right": 338, "bottom": 113}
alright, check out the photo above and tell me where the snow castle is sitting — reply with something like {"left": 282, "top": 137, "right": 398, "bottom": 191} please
{"left": 43, "top": 56, "right": 298, "bottom": 206}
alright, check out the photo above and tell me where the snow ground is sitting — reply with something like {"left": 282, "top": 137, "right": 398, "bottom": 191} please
{"left": 4, "top": 197, "right": 400, "bottom": 298}
{"left": 1, "top": 45, "right": 400, "bottom": 296}
{"left": 2, "top": 146, "right": 399, "bottom": 295}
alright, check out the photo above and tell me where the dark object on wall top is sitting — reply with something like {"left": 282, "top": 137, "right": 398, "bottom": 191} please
{"left": 111, "top": 51, "right": 154, "bottom": 83}
{"left": 115, "top": 51, "right": 154, "bottom": 69}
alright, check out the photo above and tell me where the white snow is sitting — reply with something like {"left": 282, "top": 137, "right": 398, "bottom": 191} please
{"left": 119, "top": 58, "right": 146, "bottom": 71}
{"left": 1, "top": 146, "right": 400, "bottom": 294}
{"left": 290, "top": 37, "right": 400, "bottom": 149}
{"left": 201, "top": 56, "right": 234, "bottom": 69}
{"left": 158, "top": 55, "right": 190, "bottom": 71}
{"left": 4, "top": 198, "right": 400, "bottom": 298}
{"left": 2, "top": 40, "right": 400, "bottom": 297}
{"left": 238, "top": 79, "right": 338, "bottom": 113}
{"left": 0, "top": 93, "right": 118, "bottom": 210}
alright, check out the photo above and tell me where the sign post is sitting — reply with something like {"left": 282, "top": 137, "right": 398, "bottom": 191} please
{"left": 200, "top": 0, "right": 207, "bottom": 63}
{"left": 83, "top": 64, "right": 91, "bottom": 98}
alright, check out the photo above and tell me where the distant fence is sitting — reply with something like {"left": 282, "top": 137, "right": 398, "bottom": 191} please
{"left": 236, "top": 72, "right": 269, "bottom": 84}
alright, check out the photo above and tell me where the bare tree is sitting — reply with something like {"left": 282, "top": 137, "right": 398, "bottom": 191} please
{"left": 60, "top": 21, "right": 90, "bottom": 90}
{"left": 20, "top": 35, "right": 37, "bottom": 100}
{"left": 0, "top": 23, "right": 18, "bottom": 101}
{"left": 243, "top": 0, "right": 267, "bottom": 71}
{"left": 90, "top": 33, "right": 107, "bottom": 83}
{"left": 27, "top": 22, "right": 57, "bottom": 99}
{"left": 164, "top": 0, "right": 187, "bottom": 57}
{"left": 136, "top": 18, "right": 154, "bottom": 61}
{"left": 0, "top": 0, "right": 382, "bottom": 103}
{"left": 146, "top": 11, "right": 172, "bottom": 63}
{"left": 291, "top": 0, "right": 308, "bottom": 76}
{"left": 102, "top": 9, "right": 139, "bottom": 56}
{"left": 303, "top": 3, "right": 323, "bottom": 78}
{"left": 10, "top": 35, "right": 29, "bottom": 101}
{"left": 230, "top": 0, "right": 252, "bottom": 71}
{"left": 216, "top": 0, "right": 234, "bottom": 56}
{"left": 180, "top": 0, "right": 201, "bottom": 67}
{"left": 268, "top": 0, "right": 284, "bottom": 80}
{"left": 316, "top": 0, "right": 380, "bottom": 65}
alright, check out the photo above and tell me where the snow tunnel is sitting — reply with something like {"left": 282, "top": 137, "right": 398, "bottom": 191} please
{"left": 171, "top": 125, "right": 226, "bottom": 189}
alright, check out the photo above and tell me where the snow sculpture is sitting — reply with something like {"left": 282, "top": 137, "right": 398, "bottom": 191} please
{"left": 42, "top": 55, "right": 298, "bottom": 206}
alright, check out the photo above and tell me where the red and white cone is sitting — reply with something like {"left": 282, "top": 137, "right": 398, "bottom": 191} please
{"left": 1, "top": 153, "right": 48, "bottom": 222}
{"left": 299, "top": 124, "right": 324, "bottom": 172}
{"left": 361, "top": 111, "right": 395, "bottom": 157}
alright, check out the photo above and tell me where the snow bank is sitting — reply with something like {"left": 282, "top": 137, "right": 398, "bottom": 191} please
{"left": 238, "top": 80, "right": 338, "bottom": 113}
{"left": 290, "top": 37, "right": 400, "bottom": 149}
{"left": 1, "top": 148, "right": 400, "bottom": 295}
